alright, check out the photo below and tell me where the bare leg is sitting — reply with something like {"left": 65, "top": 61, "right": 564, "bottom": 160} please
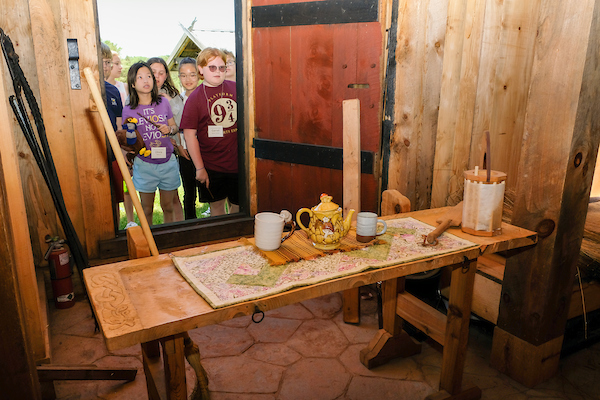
{"left": 209, "top": 198, "right": 227, "bottom": 216}
{"left": 139, "top": 192, "right": 156, "bottom": 226}
{"left": 228, "top": 200, "right": 239, "bottom": 214}
{"left": 124, "top": 192, "right": 135, "bottom": 223}
{"left": 172, "top": 194, "right": 184, "bottom": 222}
{"left": 160, "top": 189, "right": 178, "bottom": 223}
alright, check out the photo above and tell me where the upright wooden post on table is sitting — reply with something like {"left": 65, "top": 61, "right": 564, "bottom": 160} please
{"left": 82, "top": 67, "right": 158, "bottom": 256}
{"left": 342, "top": 99, "right": 361, "bottom": 324}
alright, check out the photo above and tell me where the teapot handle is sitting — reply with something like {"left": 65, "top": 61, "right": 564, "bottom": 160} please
{"left": 296, "top": 208, "right": 312, "bottom": 233}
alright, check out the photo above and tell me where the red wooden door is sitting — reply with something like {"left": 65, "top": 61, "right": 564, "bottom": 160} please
{"left": 252, "top": 0, "right": 383, "bottom": 215}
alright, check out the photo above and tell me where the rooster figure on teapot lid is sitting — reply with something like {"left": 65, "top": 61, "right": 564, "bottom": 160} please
{"left": 296, "top": 193, "right": 355, "bottom": 250}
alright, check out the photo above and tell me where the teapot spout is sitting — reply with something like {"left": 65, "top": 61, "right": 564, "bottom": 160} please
{"left": 343, "top": 209, "right": 355, "bottom": 235}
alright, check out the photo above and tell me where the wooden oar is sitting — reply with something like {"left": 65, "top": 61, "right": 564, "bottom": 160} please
{"left": 83, "top": 67, "right": 159, "bottom": 256}
{"left": 424, "top": 202, "right": 463, "bottom": 245}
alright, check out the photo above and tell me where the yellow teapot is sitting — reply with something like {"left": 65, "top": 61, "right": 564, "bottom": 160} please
{"left": 296, "top": 194, "right": 355, "bottom": 250}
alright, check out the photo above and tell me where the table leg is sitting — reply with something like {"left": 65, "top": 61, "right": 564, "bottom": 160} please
{"left": 426, "top": 258, "right": 481, "bottom": 400}
{"left": 160, "top": 334, "right": 187, "bottom": 400}
{"left": 360, "top": 277, "right": 422, "bottom": 368}
{"left": 343, "top": 287, "right": 360, "bottom": 324}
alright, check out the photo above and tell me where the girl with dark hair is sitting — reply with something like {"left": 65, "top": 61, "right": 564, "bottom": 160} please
{"left": 148, "top": 56, "right": 184, "bottom": 220}
{"left": 147, "top": 57, "right": 179, "bottom": 99}
{"left": 123, "top": 61, "right": 180, "bottom": 225}
{"left": 175, "top": 57, "right": 203, "bottom": 219}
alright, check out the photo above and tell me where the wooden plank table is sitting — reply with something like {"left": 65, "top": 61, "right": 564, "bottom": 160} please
{"left": 83, "top": 208, "right": 536, "bottom": 400}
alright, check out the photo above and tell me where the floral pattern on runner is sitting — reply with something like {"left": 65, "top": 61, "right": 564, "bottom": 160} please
{"left": 171, "top": 217, "right": 478, "bottom": 308}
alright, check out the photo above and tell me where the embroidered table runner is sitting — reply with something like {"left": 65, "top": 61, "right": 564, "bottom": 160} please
{"left": 171, "top": 217, "right": 477, "bottom": 309}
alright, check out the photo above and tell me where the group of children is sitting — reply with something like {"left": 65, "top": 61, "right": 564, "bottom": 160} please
{"left": 101, "top": 42, "right": 238, "bottom": 227}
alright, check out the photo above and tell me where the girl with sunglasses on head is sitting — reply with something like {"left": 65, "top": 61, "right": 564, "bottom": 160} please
{"left": 180, "top": 48, "right": 239, "bottom": 216}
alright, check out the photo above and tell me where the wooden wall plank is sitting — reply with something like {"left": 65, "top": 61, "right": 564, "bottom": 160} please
{"left": 1, "top": 0, "right": 52, "bottom": 363}
{"left": 1, "top": 0, "right": 59, "bottom": 265}
{"left": 28, "top": 0, "right": 86, "bottom": 251}
{"left": 470, "top": 0, "right": 539, "bottom": 191}
{"left": 431, "top": 0, "right": 487, "bottom": 207}
{"left": 59, "top": 0, "right": 113, "bottom": 259}
{"left": 386, "top": 0, "right": 448, "bottom": 210}
{"left": 0, "top": 44, "right": 41, "bottom": 398}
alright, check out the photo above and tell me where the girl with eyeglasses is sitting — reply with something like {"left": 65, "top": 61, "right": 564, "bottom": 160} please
{"left": 180, "top": 48, "right": 239, "bottom": 217}
{"left": 175, "top": 57, "right": 202, "bottom": 219}
{"left": 222, "top": 49, "right": 236, "bottom": 82}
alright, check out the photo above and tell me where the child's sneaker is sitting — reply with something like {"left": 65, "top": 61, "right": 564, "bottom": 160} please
{"left": 125, "top": 221, "right": 138, "bottom": 229}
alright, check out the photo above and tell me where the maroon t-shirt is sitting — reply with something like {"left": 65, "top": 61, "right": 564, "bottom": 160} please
{"left": 180, "top": 80, "right": 238, "bottom": 173}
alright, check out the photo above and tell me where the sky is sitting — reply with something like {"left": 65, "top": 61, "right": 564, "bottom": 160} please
{"left": 97, "top": 0, "right": 236, "bottom": 58}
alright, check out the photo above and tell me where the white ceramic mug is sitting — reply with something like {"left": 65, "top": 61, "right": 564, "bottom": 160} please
{"left": 356, "top": 212, "right": 387, "bottom": 243}
{"left": 254, "top": 210, "right": 294, "bottom": 251}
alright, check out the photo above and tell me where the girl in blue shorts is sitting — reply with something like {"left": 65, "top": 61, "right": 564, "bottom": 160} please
{"left": 123, "top": 62, "right": 180, "bottom": 225}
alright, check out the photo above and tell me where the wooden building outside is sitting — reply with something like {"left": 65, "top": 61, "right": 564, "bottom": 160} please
{"left": 1, "top": 0, "right": 599, "bottom": 397}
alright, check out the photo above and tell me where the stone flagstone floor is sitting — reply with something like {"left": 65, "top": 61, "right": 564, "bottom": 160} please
{"left": 49, "top": 286, "right": 600, "bottom": 400}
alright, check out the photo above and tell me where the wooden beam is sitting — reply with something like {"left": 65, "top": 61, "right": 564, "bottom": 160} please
{"left": 469, "top": 1, "right": 539, "bottom": 192}
{"left": 36, "top": 365, "right": 136, "bottom": 381}
{"left": 127, "top": 226, "right": 151, "bottom": 259}
{"left": 386, "top": 0, "right": 447, "bottom": 210}
{"left": 492, "top": 0, "right": 600, "bottom": 386}
{"left": 396, "top": 292, "right": 446, "bottom": 345}
{"left": 342, "top": 98, "right": 361, "bottom": 324}
{"left": 0, "top": 53, "right": 41, "bottom": 397}
{"left": 59, "top": 0, "right": 114, "bottom": 258}
{"left": 1, "top": 0, "right": 59, "bottom": 265}
{"left": 432, "top": 0, "right": 486, "bottom": 207}
{"left": 29, "top": 0, "right": 86, "bottom": 251}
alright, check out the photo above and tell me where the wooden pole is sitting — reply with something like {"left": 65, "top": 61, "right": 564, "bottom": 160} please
{"left": 342, "top": 98, "right": 361, "bottom": 324}
{"left": 82, "top": 67, "right": 159, "bottom": 256}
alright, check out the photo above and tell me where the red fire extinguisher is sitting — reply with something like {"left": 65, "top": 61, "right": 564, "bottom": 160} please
{"left": 44, "top": 236, "right": 75, "bottom": 309}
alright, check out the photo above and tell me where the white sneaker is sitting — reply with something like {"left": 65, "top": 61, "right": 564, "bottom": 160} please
{"left": 125, "top": 221, "right": 139, "bottom": 229}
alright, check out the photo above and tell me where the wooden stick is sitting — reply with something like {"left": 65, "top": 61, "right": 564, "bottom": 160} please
{"left": 82, "top": 67, "right": 159, "bottom": 256}
{"left": 342, "top": 98, "right": 361, "bottom": 324}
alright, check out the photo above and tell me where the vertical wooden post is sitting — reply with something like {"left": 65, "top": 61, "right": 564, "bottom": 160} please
{"left": 491, "top": 0, "right": 600, "bottom": 387}
{"left": 342, "top": 99, "right": 361, "bottom": 324}
{"left": 0, "top": 48, "right": 41, "bottom": 398}
{"left": 431, "top": 0, "right": 487, "bottom": 208}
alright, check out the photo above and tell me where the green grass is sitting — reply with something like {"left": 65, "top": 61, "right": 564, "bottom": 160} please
{"left": 118, "top": 185, "right": 210, "bottom": 229}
